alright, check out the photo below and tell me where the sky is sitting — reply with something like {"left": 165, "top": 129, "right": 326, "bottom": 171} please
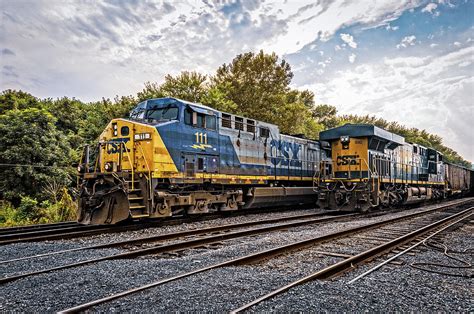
{"left": 1, "top": 0, "right": 473, "bottom": 162}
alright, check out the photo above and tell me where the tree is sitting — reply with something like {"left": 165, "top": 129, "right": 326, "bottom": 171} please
{"left": 212, "top": 50, "right": 293, "bottom": 121}
{"left": 137, "top": 82, "right": 164, "bottom": 102}
{"left": 0, "top": 89, "right": 43, "bottom": 115}
{"left": 0, "top": 108, "right": 72, "bottom": 205}
{"left": 313, "top": 104, "right": 339, "bottom": 129}
{"left": 159, "top": 71, "right": 207, "bottom": 102}
{"left": 200, "top": 82, "right": 238, "bottom": 113}
{"left": 78, "top": 95, "right": 137, "bottom": 144}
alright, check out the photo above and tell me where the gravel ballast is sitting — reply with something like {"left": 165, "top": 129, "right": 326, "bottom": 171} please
{"left": 0, "top": 199, "right": 471, "bottom": 312}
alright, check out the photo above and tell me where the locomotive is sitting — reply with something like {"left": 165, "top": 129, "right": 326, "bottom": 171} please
{"left": 77, "top": 97, "right": 328, "bottom": 224}
{"left": 77, "top": 97, "right": 472, "bottom": 225}
{"left": 314, "top": 124, "right": 471, "bottom": 211}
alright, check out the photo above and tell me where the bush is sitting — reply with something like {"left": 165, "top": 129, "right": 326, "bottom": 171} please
{"left": 39, "top": 188, "right": 77, "bottom": 223}
{"left": 0, "top": 191, "right": 77, "bottom": 227}
{"left": 0, "top": 201, "right": 18, "bottom": 226}
{"left": 16, "top": 196, "right": 42, "bottom": 222}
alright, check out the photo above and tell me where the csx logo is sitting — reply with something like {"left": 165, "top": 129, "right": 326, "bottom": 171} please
{"left": 106, "top": 138, "right": 130, "bottom": 154}
{"left": 336, "top": 155, "right": 360, "bottom": 166}
{"left": 270, "top": 140, "right": 302, "bottom": 167}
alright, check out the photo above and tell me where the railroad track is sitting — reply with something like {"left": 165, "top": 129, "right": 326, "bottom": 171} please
{"left": 0, "top": 206, "right": 327, "bottom": 245}
{"left": 231, "top": 206, "right": 473, "bottom": 312}
{"left": 53, "top": 199, "right": 472, "bottom": 313}
{"left": 0, "top": 221, "right": 77, "bottom": 235}
{"left": 0, "top": 211, "right": 355, "bottom": 283}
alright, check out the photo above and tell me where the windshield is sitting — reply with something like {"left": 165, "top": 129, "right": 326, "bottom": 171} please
{"left": 145, "top": 106, "right": 179, "bottom": 122}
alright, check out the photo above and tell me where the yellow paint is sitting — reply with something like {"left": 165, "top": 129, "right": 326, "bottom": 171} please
{"left": 331, "top": 137, "right": 369, "bottom": 173}
{"left": 321, "top": 178, "right": 444, "bottom": 185}
{"left": 191, "top": 144, "right": 213, "bottom": 150}
{"left": 99, "top": 119, "right": 178, "bottom": 176}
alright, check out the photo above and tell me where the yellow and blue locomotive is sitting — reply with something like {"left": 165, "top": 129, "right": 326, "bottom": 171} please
{"left": 77, "top": 98, "right": 328, "bottom": 224}
{"left": 315, "top": 124, "right": 471, "bottom": 211}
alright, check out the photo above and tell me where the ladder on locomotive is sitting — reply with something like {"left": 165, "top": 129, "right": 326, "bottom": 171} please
{"left": 120, "top": 141, "right": 152, "bottom": 218}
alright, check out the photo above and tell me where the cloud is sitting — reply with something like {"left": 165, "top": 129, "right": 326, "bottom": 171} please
{"left": 421, "top": 3, "right": 438, "bottom": 13}
{"left": 1, "top": 48, "right": 15, "bottom": 56}
{"left": 396, "top": 35, "right": 417, "bottom": 49}
{"left": 385, "top": 24, "right": 399, "bottom": 31}
{"left": 340, "top": 33, "right": 357, "bottom": 49}
{"left": 0, "top": 0, "right": 286, "bottom": 101}
{"left": 260, "top": 0, "right": 423, "bottom": 54}
{"left": 348, "top": 53, "right": 356, "bottom": 63}
{"left": 301, "top": 46, "right": 474, "bottom": 162}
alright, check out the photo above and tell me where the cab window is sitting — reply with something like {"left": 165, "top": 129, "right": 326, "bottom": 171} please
{"left": 184, "top": 108, "right": 192, "bottom": 125}
{"left": 186, "top": 109, "right": 216, "bottom": 130}
{"left": 197, "top": 114, "right": 205, "bottom": 128}
{"left": 206, "top": 115, "right": 216, "bottom": 130}
{"left": 145, "top": 105, "right": 179, "bottom": 122}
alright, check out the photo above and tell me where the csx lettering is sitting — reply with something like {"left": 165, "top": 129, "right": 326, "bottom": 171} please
{"left": 106, "top": 138, "right": 130, "bottom": 154}
{"left": 270, "top": 140, "right": 302, "bottom": 167}
{"left": 336, "top": 155, "right": 360, "bottom": 166}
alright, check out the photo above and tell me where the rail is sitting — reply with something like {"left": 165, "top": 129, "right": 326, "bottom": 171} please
{"left": 54, "top": 199, "right": 472, "bottom": 312}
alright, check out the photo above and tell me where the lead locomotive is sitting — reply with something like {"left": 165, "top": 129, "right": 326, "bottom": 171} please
{"left": 77, "top": 98, "right": 328, "bottom": 224}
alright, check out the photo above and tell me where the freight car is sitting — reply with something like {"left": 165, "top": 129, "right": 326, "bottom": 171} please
{"left": 314, "top": 124, "right": 473, "bottom": 211}
{"left": 77, "top": 98, "right": 328, "bottom": 224}
{"left": 444, "top": 162, "right": 472, "bottom": 196}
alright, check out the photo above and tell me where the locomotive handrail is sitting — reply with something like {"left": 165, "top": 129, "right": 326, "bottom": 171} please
{"left": 137, "top": 142, "right": 154, "bottom": 211}
{"left": 122, "top": 142, "right": 135, "bottom": 190}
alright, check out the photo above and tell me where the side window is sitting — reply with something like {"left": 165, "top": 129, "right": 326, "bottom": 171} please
{"left": 222, "top": 114, "right": 231, "bottom": 128}
{"left": 197, "top": 113, "right": 205, "bottom": 128}
{"left": 184, "top": 108, "right": 192, "bottom": 125}
{"left": 206, "top": 115, "right": 216, "bottom": 130}
{"left": 247, "top": 119, "right": 255, "bottom": 133}
{"left": 235, "top": 117, "right": 244, "bottom": 131}
{"left": 260, "top": 127, "right": 269, "bottom": 138}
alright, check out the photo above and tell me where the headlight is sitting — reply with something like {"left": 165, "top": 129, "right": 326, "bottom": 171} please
{"left": 104, "top": 163, "right": 110, "bottom": 171}
{"left": 77, "top": 165, "right": 82, "bottom": 172}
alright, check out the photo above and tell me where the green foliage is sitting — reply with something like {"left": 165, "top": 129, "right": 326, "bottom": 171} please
{"left": 210, "top": 50, "right": 321, "bottom": 138}
{"left": 0, "top": 191, "right": 76, "bottom": 227}
{"left": 0, "top": 108, "right": 72, "bottom": 204}
{"left": 137, "top": 82, "right": 165, "bottom": 102}
{"left": 38, "top": 188, "right": 77, "bottom": 223}
{"left": 200, "top": 83, "right": 238, "bottom": 113}
{"left": 0, "top": 89, "right": 43, "bottom": 115}
{"left": 313, "top": 104, "right": 339, "bottom": 129}
{"left": 79, "top": 95, "right": 137, "bottom": 143}
{"left": 16, "top": 196, "right": 41, "bottom": 222}
{"left": 212, "top": 50, "right": 293, "bottom": 121}
{"left": 0, "top": 201, "right": 18, "bottom": 226}
{"left": 160, "top": 71, "right": 208, "bottom": 102}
